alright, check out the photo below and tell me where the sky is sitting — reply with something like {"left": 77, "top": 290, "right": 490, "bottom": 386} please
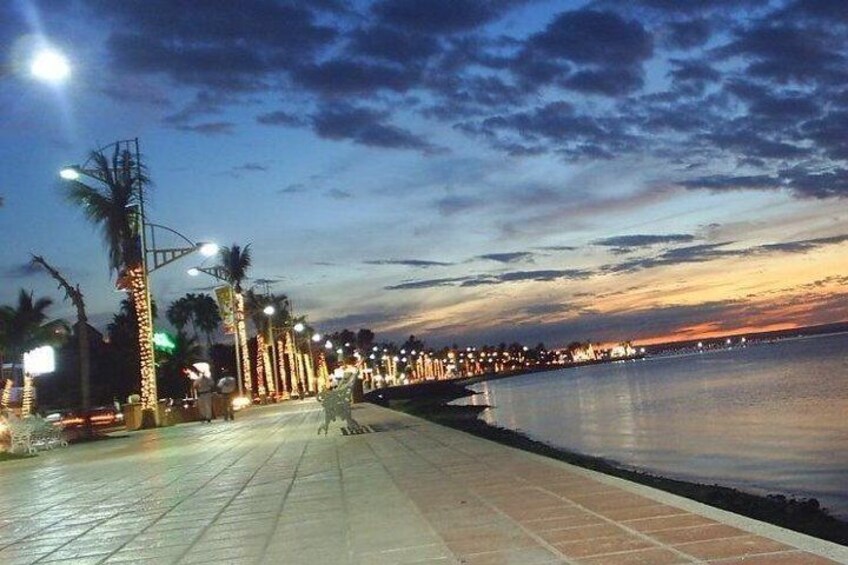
{"left": 1, "top": 0, "right": 847, "bottom": 348}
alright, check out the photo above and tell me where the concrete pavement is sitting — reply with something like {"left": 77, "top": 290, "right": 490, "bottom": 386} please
{"left": 0, "top": 401, "right": 845, "bottom": 564}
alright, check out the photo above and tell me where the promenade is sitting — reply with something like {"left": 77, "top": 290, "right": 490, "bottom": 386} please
{"left": 0, "top": 402, "right": 845, "bottom": 565}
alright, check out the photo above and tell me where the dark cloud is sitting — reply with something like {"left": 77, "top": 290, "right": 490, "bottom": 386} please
{"left": 311, "top": 104, "right": 438, "bottom": 153}
{"left": 665, "top": 18, "right": 712, "bottom": 49}
{"left": 371, "top": 0, "right": 525, "bottom": 33}
{"left": 594, "top": 234, "right": 696, "bottom": 254}
{"left": 529, "top": 10, "right": 653, "bottom": 67}
{"left": 365, "top": 259, "right": 454, "bottom": 268}
{"left": 682, "top": 168, "right": 848, "bottom": 199}
{"left": 348, "top": 25, "right": 441, "bottom": 64}
{"left": 759, "top": 234, "right": 848, "bottom": 253}
{"left": 256, "top": 110, "right": 306, "bottom": 127}
{"left": 278, "top": 183, "right": 306, "bottom": 195}
{"left": 385, "top": 277, "right": 469, "bottom": 290}
{"left": 604, "top": 234, "right": 848, "bottom": 274}
{"left": 5, "top": 262, "right": 42, "bottom": 279}
{"left": 386, "top": 268, "right": 592, "bottom": 290}
{"left": 325, "top": 189, "right": 353, "bottom": 200}
{"left": 434, "top": 195, "right": 485, "bottom": 216}
{"left": 292, "top": 59, "right": 420, "bottom": 96}
{"left": 96, "top": 1, "right": 336, "bottom": 91}
{"left": 174, "top": 121, "right": 235, "bottom": 136}
{"left": 537, "top": 245, "right": 578, "bottom": 251}
{"left": 476, "top": 252, "right": 534, "bottom": 263}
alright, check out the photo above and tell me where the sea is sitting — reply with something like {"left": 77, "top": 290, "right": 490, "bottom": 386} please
{"left": 454, "top": 333, "right": 848, "bottom": 518}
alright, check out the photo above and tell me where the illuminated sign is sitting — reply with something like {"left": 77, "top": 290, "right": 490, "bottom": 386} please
{"left": 23, "top": 346, "right": 55, "bottom": 375}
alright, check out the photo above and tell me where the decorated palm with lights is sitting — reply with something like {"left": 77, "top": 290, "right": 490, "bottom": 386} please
{"left": 217, "top": 244, "right": 254, "bottom": 396}
{"left": 0, "top": 290, "right": 68, "bottom": 414}
{"left": 62, "top": 140, "right": 219, "bottom": 426}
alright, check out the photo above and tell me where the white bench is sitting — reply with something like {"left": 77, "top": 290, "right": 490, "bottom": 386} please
{"left": 2, "top": 414, "right": 67, "bottom": 454}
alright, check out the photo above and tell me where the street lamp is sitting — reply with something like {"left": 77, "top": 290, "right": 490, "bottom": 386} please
{"left": 187, "top": 265, "right": 245, "bottom": 396}
{"left": 60, "top": 138, "right": 216, "bottom": 426}
{"left": 263, "top": 305, "right": 276, "bottom": 316}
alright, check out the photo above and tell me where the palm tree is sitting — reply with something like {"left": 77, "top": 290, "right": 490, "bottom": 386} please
{"left": 0, "top": 290, "right": 68, "bottom": 413}
{"left": 166, "top": 295, "right": 195, "bottom": 333}
{"left": 30, "top": 255, "right": 92, "bottom": 414}
{"left": 64, "top": 146, "right": 159, "bottom": 419}
{"left": 218, "top": 244, "right": 253, "bottom": 395}
{"left": 192, "top": 294, "right": 221, "bottom": 348}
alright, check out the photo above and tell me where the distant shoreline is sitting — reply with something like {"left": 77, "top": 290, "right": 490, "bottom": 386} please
{"left": 365, "top": 380, "right": 848, "bottom": 547}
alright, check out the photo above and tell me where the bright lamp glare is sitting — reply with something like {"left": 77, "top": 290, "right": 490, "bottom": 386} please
{"left": 60, "top": 167, "right": 80, "bottom": 180}
{"left": 263, "top": 305, "right": 275, "bottom": 316}
{"left": 312, "top": 334, "right": 321, "bottom": 342}
{"left": 23, "top": 346, "right": 55, "bottom": 376}
{"left": 31, "top": 49, "right": 71, "bottom": 83}
{"left": 198, "top": 242, "right": 219, "bottom": 257}
{"left": 187, "top": 268, "right": 200, "bottom": 277}
{"left": 294, "top": 322, "right": 305, "bottom": 332}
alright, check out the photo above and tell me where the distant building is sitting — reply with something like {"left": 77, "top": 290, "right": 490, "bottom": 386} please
{"left": 570, "top": 343, "right": 597, "bottom": 362}
{"left": 610, "top": 342, "right": 637, "bottom": 359}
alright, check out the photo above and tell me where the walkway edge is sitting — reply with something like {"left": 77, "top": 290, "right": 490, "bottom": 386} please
{"left": 389, "top": 406, "right": 848, "bottom": 562}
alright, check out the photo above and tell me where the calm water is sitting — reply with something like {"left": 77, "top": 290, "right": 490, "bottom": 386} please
{"left": 455, "top": 333, "right": 848, "bottom": 518}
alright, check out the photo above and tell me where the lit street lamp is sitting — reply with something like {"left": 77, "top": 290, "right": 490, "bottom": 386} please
{"left": 61, "top": 138, "right": 216, "bottom": 426}
{"left": 187, "top": 265, "right": 245, "bottom": 396}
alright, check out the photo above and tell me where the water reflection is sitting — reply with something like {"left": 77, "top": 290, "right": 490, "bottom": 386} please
{"left": 456, "top": 334, "right": 848, "bottom": 518}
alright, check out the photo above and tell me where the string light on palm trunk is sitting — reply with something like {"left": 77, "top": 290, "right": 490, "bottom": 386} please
{"left": 127, "top": 265, "right": 158, "bottom": 412}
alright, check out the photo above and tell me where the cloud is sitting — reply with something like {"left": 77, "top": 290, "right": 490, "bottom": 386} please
{"left": 256, "top": 110, "right": 306, "bottom": 127}
{"left": 310, "top": 104, "right": 440, "bottom": 153}
{"left": 365, "top": 259, "right": 454, "bottom": 268}
{"left": 385, "top": 277, "right": 469, "bottom": 290}
{"left": 476, "top": 252, "right": 534, "bottom": 263}
{"left": 278, "top": 183, "right": 306, "bottom": 195}
{"left": 594, "top": 233, "right": 696, "bottom": 254}
{"left": 175, "top": 121, "right": 235, "bottom": 135}
{"left": 99, "top": 1, "right": 336, "bottom": 91}
{"left": 385, "top": 268, "right": 592, "bottom": 290}
{"left": 5, "top": 262, "right": 42, "bottom": 279}
{"left": 325, "top": 189, "right": 353, "bottom": 200}
{"left": 434, "top": 195, "right": 485, "bottom": 216}
{"left": 371, "top": 0, "right": 526, "bottom": 33}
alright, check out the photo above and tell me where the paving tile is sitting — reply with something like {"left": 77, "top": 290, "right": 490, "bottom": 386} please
{"left": 577, "top": 547, "right": 694, "bottom": 564}
{"left": 708, "top": 551, "right": 841, "bottom": 564}
{"left": 537, "top": 523, "right": 627, "bottom": 544}
{"left": 456, "top": 546, "right": 563, "bottom": 564}
{"left": 622, "top": 513, "right": 718, "bottom": 532}
{"left": 649, "top": 523, "right": 749, "bottom": 545}
{"left": 674, "top": 535, "right": 793, "bottom": 560}
{"left": 554, "top": 533, "right": 658, "bottom": 559}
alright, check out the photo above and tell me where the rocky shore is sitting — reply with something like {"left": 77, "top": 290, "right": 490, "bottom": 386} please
{"left": 365, "top": 379, "right": 848, "bottom": 546}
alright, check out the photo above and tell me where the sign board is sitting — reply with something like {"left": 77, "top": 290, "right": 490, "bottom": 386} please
{"left": 214, "top": 285, "right": 235, "bottom": 334}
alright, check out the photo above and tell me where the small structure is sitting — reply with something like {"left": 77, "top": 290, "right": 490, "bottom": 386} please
{"left": 317, "top": 373, "right": 364, "bottom": 435}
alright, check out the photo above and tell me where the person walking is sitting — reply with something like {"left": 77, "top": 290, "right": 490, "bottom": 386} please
{"left": 216, "top": 375, "right": 237, "bottom": 421}
{"left": 193, "top": 367, "right": 215, "bottom": 423}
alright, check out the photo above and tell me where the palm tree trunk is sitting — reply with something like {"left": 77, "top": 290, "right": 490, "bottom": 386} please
{"left": 30, "top": 256, "right": 91, "bottom": 413}
{"left": 126, "top": 265, "right": 158, "bottom": 423}
{"left": 234, "top": 292, "right": 252, "bottom": 396}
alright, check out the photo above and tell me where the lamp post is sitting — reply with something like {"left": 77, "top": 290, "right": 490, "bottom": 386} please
{"left": 61, "top": 138, "right": 217, "bottom": 426}
{"left": 187, "top": 265, "right": 244, "bottom": 396}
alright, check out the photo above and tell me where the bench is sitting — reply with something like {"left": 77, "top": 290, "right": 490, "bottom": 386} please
{"left": 317, "top": 374, "right": 365, "bottom": 435}
{"left": 2, "top": 414, "right": 67, "bottom": 454}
